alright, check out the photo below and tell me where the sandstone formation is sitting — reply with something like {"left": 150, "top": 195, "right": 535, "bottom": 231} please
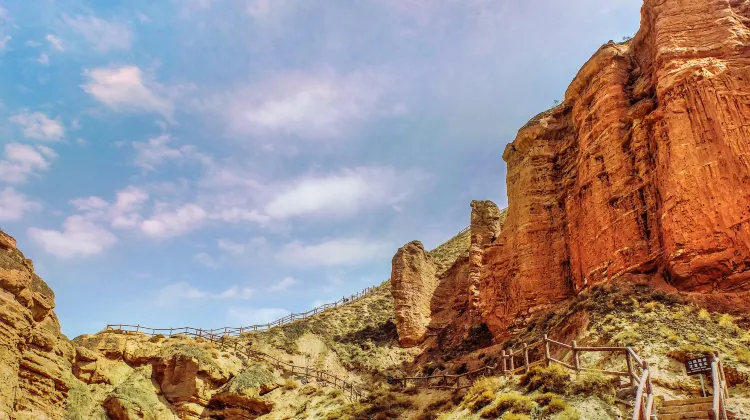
{"left": 478, "top": 0, "right": 750, "bottom": 336}
{"left": 467, "top": 201, "right": 506, "bottom": 321}
{"left": 0, "top": 231, "right": 75, "bottom": 419}
{"left": 391, "top": 241, "right": 438, "bottom": 347}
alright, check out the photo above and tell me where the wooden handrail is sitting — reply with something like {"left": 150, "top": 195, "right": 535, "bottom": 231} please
{"left": 104, "top": 284, "right": 382, "bottom": 340}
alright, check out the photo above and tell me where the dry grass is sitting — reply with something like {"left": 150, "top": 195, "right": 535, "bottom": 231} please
{"left": 461, "top": 377, "right": 505, "bottom": 412}
{"left": 479, "top": 393, "right": 533, "bottom": 418}
{"left": 570, "top": 371, "right": 618, "bottom": 405}
{"left": 518, "top": 364, "right": 570, "bottom": 394}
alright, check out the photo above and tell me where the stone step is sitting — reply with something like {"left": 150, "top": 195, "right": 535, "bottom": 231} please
{"left": 657, "top": 411, "right": 711, "bottom": 420}
{"left": 662, "top": 397, "right": 714, "bottom": 407}
{"left": 660, "top": 403, "right": 714, "bottom": 414}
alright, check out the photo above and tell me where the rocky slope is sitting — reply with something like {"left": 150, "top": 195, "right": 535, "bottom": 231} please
{"left": 0, "top": 231, "right": 75, "bottom": 419}
{"left": 476, "top": 0, "right": 750, "bottom": 338}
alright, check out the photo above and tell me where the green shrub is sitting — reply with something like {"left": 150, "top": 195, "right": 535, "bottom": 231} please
{"left": 479, "top": 393, "right": 533, "bottom": 418}
{"left": 570, "top": 371, "right": 618, "bottom": 404}
{"left": 519, "top": 364, "right": 570, "bottom": 393}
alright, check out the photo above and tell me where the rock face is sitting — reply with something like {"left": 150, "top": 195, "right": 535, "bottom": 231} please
{"left": 479, "top": 0, "right": 750, "bottom": 336}
{"left": 0, "top": 231, "right": 74, "bottom": 419}
{"left": 391, "top": 241, "right": 438, "bottom": 347}
{"left": 467, "top": 201, "right": 505, "bottom": 321}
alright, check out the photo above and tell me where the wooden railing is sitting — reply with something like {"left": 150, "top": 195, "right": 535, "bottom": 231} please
{"left": 393, "top": 335, "right": 655, "bottom": 419}
{"left": 712, "top": 353, "right": 730, "bottom": 420}
{"left": 104, "top": 285, "right": 380, "bottom": 339}
{"left": 219, "top": 339, "right": 365, "bottom": 401}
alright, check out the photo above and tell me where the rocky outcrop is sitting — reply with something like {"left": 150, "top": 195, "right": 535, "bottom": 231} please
{"left": 467, "top": 201, "right": 505, "bottom": 320}
{"left": 391, "top": 241, "right": 438, "bottom": 347}
{"left": 0, "top": 231, "right": 75, "bottom": 419}
{"left": 479, "top": 0, "right": 750, "bottom": 336}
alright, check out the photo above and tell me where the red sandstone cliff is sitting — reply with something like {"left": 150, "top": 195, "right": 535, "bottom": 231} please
{"left": 479, "top": 0, "right": 750, "bottom": 336}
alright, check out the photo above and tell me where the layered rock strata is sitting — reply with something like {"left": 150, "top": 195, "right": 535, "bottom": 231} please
{"left": 480, "top": 0, "right": 750, "bottom": 336}
{"left": 0, "top": 231, "right": 74, "bottom": 419}
{"left": 391, "top": 241, "right": 439, "bottom": 347}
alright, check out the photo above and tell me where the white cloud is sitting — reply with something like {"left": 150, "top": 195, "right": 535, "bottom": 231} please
{"left": 70, "top": 196, "right": 109, "bottom": 211}
{"left": 218, "top": 69, "right": 386, "bottom": 139}
{"left": 140, "top": 203, "right": 207, "bottom": 238}
{"left": 0, "top": 35, "right": 10, "bottom": 50}
{"left": 194, "top": 252, "right": 219, "bottom": 268}
{"left": 36, "top": 53, "right": 49, "bottom": 65}
{"left": 25, "top": 40, "right": 41, "bottom": 47}
{"left": 62, "top": 14, "right": 132, "bottom": 52}
{"left": 28, "top": 215, "right": 117, "bottom": 258}
{"left": 210, "top": 208, "right": 270, "bottom": 224}
{"left": 0, "top": 188, "right": 39, "bottom": 221}
{"left": 132, "top": 134, "right": 208, "bottom": 171}
{"left": 111, "top": 186, "right": 149, "bottom": 228}
{"left": 217, "top": 237, "right": 267, "bottom": 256}
{"left": 268, "top": 276, "right": 296, "bottom": 292}
{"left": 9, "top": 111, "right": 65, "bottom": 141}
{"left": 81, "top": 66, "right": 174, "bottom": 119}
{"left": 226, "top": 307, "right": 289, "bottom": 326}
{"left": 0, "top": 143, "right": 57, "bottom": 183}
{"left": 278, "top": 237, "right": 392, "bottom": 267}
{"left": 264, "top": 167, "right": 417, "bottom": 220}
{"left": 45, "top": 34, "right": 64, "bottom": 51}
{"left": 155, "top": 282, "right": 254, "bottom": 306}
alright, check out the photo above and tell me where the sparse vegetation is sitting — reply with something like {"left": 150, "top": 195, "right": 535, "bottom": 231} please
{"left": 570, "top": 371, "right": 618, "bottom": 404}
{"left": 519, "top": 364, "right": 570, "bottom": 394}
{"left": 479, "top": 393, "right": 533, "bottom": 418}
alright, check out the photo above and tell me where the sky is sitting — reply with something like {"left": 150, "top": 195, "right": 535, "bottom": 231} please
{"left": 0, "top": 0, "right": 642, "bottom": 338}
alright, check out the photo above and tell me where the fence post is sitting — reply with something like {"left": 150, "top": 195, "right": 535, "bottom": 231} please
{"left": 523, "top": 343, "right": 530, "bottom": 373}
{"left": 543, "top": 335, "right": 551, "bottom": 367}
{"left": 501, "top": 349, "right": 507, "bottom": 374}
{"left": 509, "top": 349, "right": 515, "bottom": 373}
{"left": 169, "top": 327, "right": 173, "bottom": 336}
{"left": 572, "top": 340, "right": 580, "bottom": 371}
{"left": 625, "top": 349, "right": 634, "bottom": 387}
{"left": 135, "top": 325, "right": 140, "bottom": 333}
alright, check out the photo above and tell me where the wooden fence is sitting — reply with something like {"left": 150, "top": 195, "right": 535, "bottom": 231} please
{"left": 393, "top": 335, "right": 656, "bottom": 419}
{"left": 105, "top": 285, "right": 380, "bottom": 339}
{"left": 220, "top": 339, "right": 365, "bottom": 401}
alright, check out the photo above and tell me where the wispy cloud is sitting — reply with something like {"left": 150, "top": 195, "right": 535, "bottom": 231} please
{"left": 28, "top": 215, "right": 118, "bottom": 258}
{"left": 9, "top": 111, "right": 65, "bottom": 141}
{"left": 45, "top": 34, "right": 64, "bottom": 51}
{"left": 140, "top": 204, "right": 207, "bottom": 238}
{"left": 132, "top": 134, "right": 209, "bottom": 171}
{"left": 211, "top": 69, "right": 388, "bottom": 140}
{"left": 268, "top": 276, "right": 297, "bottom": 292}
{"left": 155, "top": 282, "right": 253, "bottom": 306}
{"left": 264, "top": 167, "right": 424, "bottom": 220}
{"left": 0, "top": 143, "right": 57, "bottom": 183}
{"left": 81, "top": 66, "right": 174, "bottom": 120}
{"left": 278, "top": 237, "right": 392, "bottom": 267}
{"left": 62, "top": 14, "right": 132, "bottom": 52}
{"left": 0, "top": 188, "right": 39, "bottom": 221}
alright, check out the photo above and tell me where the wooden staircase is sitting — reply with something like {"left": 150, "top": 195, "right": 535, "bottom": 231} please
{"left": 658, "top": 397, "right": 714, "bottom": 419}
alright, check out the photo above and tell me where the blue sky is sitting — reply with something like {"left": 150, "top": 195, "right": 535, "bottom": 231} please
{"left": 0, "top": 0, "right": 641, "bottom": 338}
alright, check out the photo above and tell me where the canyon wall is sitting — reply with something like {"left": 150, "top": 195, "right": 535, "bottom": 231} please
{"left": 0, "top": 231, "right": 74, "bottom": 419}
{"left": 480, "top": 0, "right": 750, "bottom": 336}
